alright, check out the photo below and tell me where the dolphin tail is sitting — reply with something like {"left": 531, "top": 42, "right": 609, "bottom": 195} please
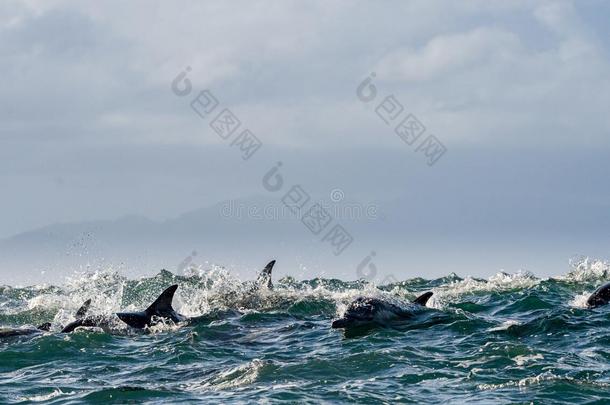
{"left": 412, "top": 291, "right": 433, "bottom": 306}
{"left": 145, "top": 284, "right": 178, "bottom": 315}
{"left": 75, "top": 299, "right": 92, "bottom": 319}
{"left": 256, "top": 260, "right": 276, "bottom": 290}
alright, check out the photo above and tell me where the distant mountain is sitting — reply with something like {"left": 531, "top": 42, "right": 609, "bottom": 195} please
{"left": 0, "top": 196, "right": 379, "bottom": 284}
{"left": 2, "top": 196, "right": 605, "bottom": 285}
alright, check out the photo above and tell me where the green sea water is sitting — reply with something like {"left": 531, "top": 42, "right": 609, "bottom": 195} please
{"left": 1, "top": 259, "right": 610, "bottom": 404}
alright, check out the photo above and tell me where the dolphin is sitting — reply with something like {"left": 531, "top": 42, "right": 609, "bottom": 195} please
{"left": 117, "top": 260, "right": 277, "bottom": 328}
{"left": 60, "top": 299, "right": 122, "bottom": 333}
{"left": 255, "top": 260, "right": 275, "bottom": 290}
{"left": 0, "top": 300, "right": 89, "bottom": 338}
{"left": 58, "top": 283, "right": 189, "bottom": 332}
{"left": 63, "top": 259, "right": 278, "bottom": 331}
{"left": 587, "top": 281, "right": 610, "bottom": 308}
{"left": 331, "top": 291, "right": 433, "bottom": 329}
{"left": 0, "top": 323, "right": 50, "bottom": 338}
{"left": 115, "top": 284, "right": 187, "bottom": 329}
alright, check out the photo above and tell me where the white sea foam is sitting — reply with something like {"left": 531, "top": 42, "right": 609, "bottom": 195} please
{"left": 560, "top": 256, "right": 610, "bottom": 282}
{"left": 10, "top": 255, "right": 609, "bottom": 333}
{"left": 478, "top": 371, "right": 610, "bottom": 391}
{"left": 19, "top": 388, "right": 73, "bottom": 402}
{"left": 10, "top": 264, "right": 407, "bottom": 331}
{"left": 428, "top": 270, "right": 540, "bottom": 310}
{"left": 513, "top": 353, "right": 544, "bottom": 366}
{"left": 487, "top": 319, "right": 521, "bottom": 332}
{"left": 192, "top": 359, "right": 269, "bottom": 390}
{"left": 569, "top": 291, "right": 591, "bottom": 308}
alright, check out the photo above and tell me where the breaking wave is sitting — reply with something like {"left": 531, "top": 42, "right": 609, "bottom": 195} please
{"left": 1, "top": 256, "right": 610, "bottom": 403}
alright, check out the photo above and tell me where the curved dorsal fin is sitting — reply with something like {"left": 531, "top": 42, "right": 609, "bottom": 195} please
{"left": 76, "top": 299, "right": 92, "bottom": 319}
{"left": 146, "top": 285, "right": 178, "bottom": 315}
{"left": 256, "top": 260, "right": 275, "bottom": 289}
{"left": 412, "top": 291, "right": 433, "bottom": 306}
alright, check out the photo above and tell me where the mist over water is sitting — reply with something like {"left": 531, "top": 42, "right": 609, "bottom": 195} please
{"left": 1, "top": 257, "right": 610, "bottom": 403}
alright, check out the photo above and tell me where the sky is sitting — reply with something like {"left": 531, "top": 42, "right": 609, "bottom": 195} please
{"left": 1, "top": 0, "right": 609, "bottom": 283}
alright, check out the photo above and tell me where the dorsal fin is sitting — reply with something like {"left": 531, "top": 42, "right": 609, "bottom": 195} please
{"left": 75, "top": 299, "right": 91, "bottom": 319}
{"left": 413, "top": 291, "right": 433, "bottom": 306}
{"left": 145, "top": 285, "right": 178, "bottom": 315}
{"left": 256, "top": 260, "right": 275, "bottom": 289}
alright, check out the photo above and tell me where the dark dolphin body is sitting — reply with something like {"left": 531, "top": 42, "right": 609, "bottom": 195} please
{"left": 0, "top": 323, "right": 49, "bottom": 338}
{"left": 60, "top": 284, "right": 194, "bottom": 332}
{"left": 0, "top": 301, "right": 88, "bottom": 338}
{"left": 255, "top": 260, "right": 275, "bottom": 290}
{"left": 331, "top": 291, "right": 433, "bottom": 329}
{"left": 587, "top": 282, "right": 610, "bottom": 308}
{"left": 63, "top": 260, "right": 277, "bottom": 331}
{"left": 115, "top": 284, "right": 187, "bottom": 329}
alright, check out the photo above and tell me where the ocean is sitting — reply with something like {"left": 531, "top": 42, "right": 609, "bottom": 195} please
{"left": 1, "top": 259, "right": 610, "bottom": 404}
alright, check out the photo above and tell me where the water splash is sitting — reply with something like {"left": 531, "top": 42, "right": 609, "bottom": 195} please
{"left": 2, "top": 260, "right": 610, "bottom": 403}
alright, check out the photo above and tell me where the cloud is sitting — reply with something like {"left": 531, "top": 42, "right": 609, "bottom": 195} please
{"left": 375, "top": 27, "right": 521, "bottom": 81}
{"left": 533, "top": 1, "right": 582, "bottom": 38}
{"left": 0, "top": 0, "right": 609, "bottom": 252}
{"left": 1, "top": 0, "right": 608, "bottom": 149}
{"left": 369, "top": 3, "right": 610, "bottom": 147}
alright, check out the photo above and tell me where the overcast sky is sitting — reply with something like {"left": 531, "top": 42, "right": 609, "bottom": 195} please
{"left": 1, "top": 0, "right": 609, "bottom": 281}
